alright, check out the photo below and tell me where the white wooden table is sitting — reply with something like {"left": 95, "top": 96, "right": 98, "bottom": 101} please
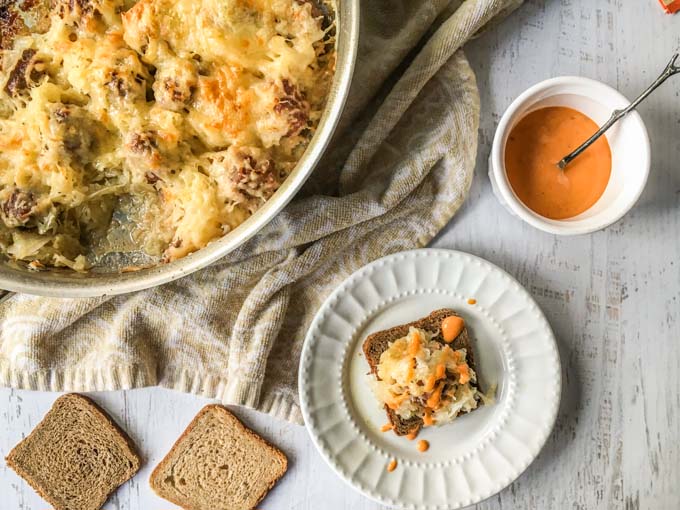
{"left": 2, "top": 2, "right": 679, "bottom": 509}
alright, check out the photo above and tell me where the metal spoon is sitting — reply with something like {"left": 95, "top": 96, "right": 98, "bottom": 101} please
{"left": 557, "top": 53, "right": 680, "bottom": 170}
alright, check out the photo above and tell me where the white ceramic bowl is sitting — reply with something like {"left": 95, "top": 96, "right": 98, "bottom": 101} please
{"left": 489, "top": 77, "right": 651, "bottom": 235}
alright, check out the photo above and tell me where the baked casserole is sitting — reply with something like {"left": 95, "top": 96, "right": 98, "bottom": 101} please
{"left": 0, "top": 0, "right": 335, "bottom": 271}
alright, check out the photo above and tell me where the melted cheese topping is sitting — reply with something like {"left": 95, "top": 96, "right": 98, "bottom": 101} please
{"left": 371, "top": 327, "right": 484, "bottom": 426}
{"left": 0, "top": 0, "right": 333, "bottom": 270}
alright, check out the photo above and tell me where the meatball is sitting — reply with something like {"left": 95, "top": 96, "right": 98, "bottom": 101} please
{"left": 124, "top": 129, "right": 177, "bottom": 180}
{"left": 274, "top": 79, "right": 310, "bottom": 137}
{"left": 102, "top": 47, "right": 151, "bottom": 103}
{"left": 231, "top": 153, "right": 279, "bottom": 201}
{"left": 127, "top": 130, "right": 159, "bottom": 155}
{"left": 105, "top": 64, "right": 148, "bottom": 102}
{"left": 1, "top": 188, "right": 35, "bottom": 228}
{"left": 53, "top": 0, "right": 116, "bottom": 26}
{"left": 54, "top": 0, "right": 95, "bottom": 18}
{"left": 256, "top": 78, "right": 311, "bottom": 147}
{"left": 0, "top": 1, "right": 50, "bottom": 51}
{"left": 4, "top": 49, "right": 46, "bottom": 97}
{"left": 207, "top": 146, "right": 281, "bottom": 211}
{"left": 0, "top": 5, "right": 25, "bottom": 51}
{"left": 48, "top": 104, "right": 103, "bottom": 163}
{"left": 295, "top": 0, "right": 332, "bottom": 28}
{"left": 125, "top": 130, "right": 162, "bottom": 171}
{"left": 152, "top": 58, "right": 197, "bottom": 112}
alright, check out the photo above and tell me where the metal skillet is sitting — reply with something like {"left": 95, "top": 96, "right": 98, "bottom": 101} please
{"left": 0, "top": 0, "right": 360, "bottom": 298}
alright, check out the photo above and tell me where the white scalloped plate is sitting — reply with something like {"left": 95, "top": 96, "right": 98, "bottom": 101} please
{"left": 299, "top": 249, "right": 561, "bottom": 509}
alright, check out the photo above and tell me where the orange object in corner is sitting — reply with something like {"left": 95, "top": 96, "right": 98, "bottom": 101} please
{"left": 659, "top": 0, "right": 680, "bottom": 13}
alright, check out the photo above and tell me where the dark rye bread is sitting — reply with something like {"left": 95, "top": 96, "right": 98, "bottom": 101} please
{"left": 150, "top": 405, "right": 288, "bottom": 510}
{"left": 5, "top": 393, "right": 141, "bottom": 510}
{"left": 362, "top": 308, "right": 480, "bottom": 436}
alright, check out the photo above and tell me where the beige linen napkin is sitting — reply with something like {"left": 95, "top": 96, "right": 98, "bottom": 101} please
{"left": 0, "top": 0, "right": 522, "bottom": 423}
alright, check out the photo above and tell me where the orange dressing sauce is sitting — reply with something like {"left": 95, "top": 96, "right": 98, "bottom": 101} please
{"left": 441, "top": 316, "right": 465, "bottom": 343}
{"left": 425, "top": 382, "right": 445, "bottom": 409}
{"left": 406, "top": 429, "right": 419, "bottom": 441}
{"left": 423, "top": 408, "right": 435, "bottom": 427}
{"left": 505, "top": 106, "right": 612, "bottom": 220}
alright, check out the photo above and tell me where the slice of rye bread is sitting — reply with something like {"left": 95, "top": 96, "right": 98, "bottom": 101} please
{"left": 362, "top": 308, "right": 482, "bottom": 436}
{"left": 150, "top": 404, "right": 288, "bottom": 510}
{"left": 5, "top": 393, "right": 141, "bottom": 510}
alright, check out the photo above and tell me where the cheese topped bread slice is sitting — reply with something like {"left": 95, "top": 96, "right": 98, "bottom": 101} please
{"left": 363, "top": 308, "right": 490, "bottom": 436}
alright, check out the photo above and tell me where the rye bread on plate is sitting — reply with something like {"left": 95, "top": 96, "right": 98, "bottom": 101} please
{"left": 362, "top": 308, "right": 482, "bottom": 436}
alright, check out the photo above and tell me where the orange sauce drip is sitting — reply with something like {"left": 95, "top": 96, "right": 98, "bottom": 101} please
{"left": 406, "top": 429, "right": 419, "bottom": 441}
{"left": 423, "top": 408, "right": 435, "bottom": 427}
{"left": 442, "top": 316, "right": 465, "bottom": 343}
{"left": 505, "top": 106, "right": 612, "bottom": 220}
{"left": 424, "top": 373, "right": 437, "bottom": 393}
{"left": 386, "top": 392, "right": 409, "bottom": 410}
{"left": 417, "top": 440, "right": 430, "bottom": 452}
{"left": 406, "top": 357, "right": 416, "bottom": 382}
{"left": 387, "top": 459, "right": 398, "bottom": 472}
{"left": 408, "top": 331, "right": 421, "bottom": 356}
{"left": 426, "top": 382, "right": 445, "bottom": 409}
{"left": 457, "top": 363, "right": 471, "bottom": 385}
{"left": 467, "top": 298, "right": 477, "bottom": 305}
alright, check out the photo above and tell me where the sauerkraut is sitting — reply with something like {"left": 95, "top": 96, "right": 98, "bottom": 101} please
{"left": 0, "top": 0, "right": 335, "bottom": 270}
{"left": 372, "top": 327, "right": 487, "bottom": 426}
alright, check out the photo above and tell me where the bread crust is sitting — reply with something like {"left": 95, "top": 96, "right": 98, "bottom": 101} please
{"left": 362, "top": 308, "right": 481, "bottom": 436}
{"left": 5, "top": 393, "right": 141, "bottom": 510}
{"left": 149, "top": 404, "right": 288, "bottom": 510}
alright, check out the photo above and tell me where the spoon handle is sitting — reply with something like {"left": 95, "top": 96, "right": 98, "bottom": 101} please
{"left": 557, "top": 53, "right": 680, "bottom": 170}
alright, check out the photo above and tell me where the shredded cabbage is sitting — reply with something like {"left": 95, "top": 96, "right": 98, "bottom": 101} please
{"left": 371, "top": 326, "right": 491, "bottom": 426}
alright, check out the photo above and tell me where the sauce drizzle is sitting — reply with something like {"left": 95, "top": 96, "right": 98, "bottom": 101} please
{"left": 442, "top": 316, "right": 465, "bottom": 343}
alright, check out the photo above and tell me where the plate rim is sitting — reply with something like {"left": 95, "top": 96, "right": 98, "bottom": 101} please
{"left": 299, "top": 248, "right": 562, "bottom": 509}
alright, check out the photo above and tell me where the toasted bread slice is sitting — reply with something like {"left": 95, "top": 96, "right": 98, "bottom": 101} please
{"left": 362, "top": 308, "right": 481, "bottom": 436}
{"left": 150, "top": 405, "right": 288, "bottom": 510}
{"left": 5, "top": 393, "right": 141, "bottom": 510}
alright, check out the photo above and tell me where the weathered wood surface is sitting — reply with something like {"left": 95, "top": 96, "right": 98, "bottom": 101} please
{"left": 1, "top": 1, "right": 679, "bottom": 509}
